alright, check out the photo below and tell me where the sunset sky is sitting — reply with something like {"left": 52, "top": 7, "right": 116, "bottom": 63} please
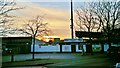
{"left": 11, "top": 0, "right": 116, "bottom": 39}
{"left": 12, "top": 1, "right": 77, "bottom": 39}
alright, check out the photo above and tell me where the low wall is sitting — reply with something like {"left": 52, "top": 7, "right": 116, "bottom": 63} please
{"left": 31, "top": 45, "right": 60, "bottom": 52}
{"left": 31, "top": 44, "right": 86, "bottom": 52}
{"left": 31, "top": 44, "right": 110, "bottom": 53}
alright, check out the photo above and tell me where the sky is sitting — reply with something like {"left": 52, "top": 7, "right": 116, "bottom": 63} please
{"left": 12, "top": 1, "right": 80, "bottom": 39}
{"left": 11, "top": 0, "right": 118, "bottom": 39}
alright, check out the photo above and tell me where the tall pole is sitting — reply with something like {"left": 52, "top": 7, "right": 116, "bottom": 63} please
{"left": 70, "top": 0, "right": 74, "bottom": 39}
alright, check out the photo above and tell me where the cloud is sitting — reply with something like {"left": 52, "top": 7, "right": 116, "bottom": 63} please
{"left": 13, "top": 2, "right": 71, "bottom": 39}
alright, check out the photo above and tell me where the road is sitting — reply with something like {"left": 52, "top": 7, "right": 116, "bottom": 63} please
{"left": 2, "top": 53, "right": 76, "bottom": 62}
{"left": 2, "top": 53, "right": 115, "bottom": 68}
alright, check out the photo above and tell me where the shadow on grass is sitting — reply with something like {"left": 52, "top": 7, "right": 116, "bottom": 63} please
{"left": 2, "top": 58, "right": 54, "bottom": 68}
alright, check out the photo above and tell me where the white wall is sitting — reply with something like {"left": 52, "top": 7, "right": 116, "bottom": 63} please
{"left": 31, "top": 44, "right": 60, "bottom": 52}
{"left": 31, "top": 44, "right": 87, "bottom": 52}
{"left": 31, "top": 44, "right": 111, "bottom": 52}
{"left": 62, "top": 45, "right": 71, "bottom": 52}
{"left": 76, "top": 45, "right": 86, "bottom": 52}
{"left": 104, "top": 44, "right": 109, "bottom": 52}
{"left": 83, "top": 45, "right": 86, "bottom": 52}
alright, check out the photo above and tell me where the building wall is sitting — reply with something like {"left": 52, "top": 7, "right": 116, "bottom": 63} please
{"left": 31, "top": 38, "right": 119, "bottom": 53}
{"left": 2, "top": 37, "right": 32, "bottom": 55}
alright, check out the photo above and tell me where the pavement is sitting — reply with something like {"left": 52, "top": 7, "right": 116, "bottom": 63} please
{"left": 2, "top": 53, "right": 115, "bottom": 68}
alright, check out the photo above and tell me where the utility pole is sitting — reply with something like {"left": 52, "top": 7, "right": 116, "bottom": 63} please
{"left": 70, "top": 0, "right": 74, "bottom": 39}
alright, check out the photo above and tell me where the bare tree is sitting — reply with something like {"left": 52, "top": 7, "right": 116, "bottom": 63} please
{"left": 0, "top": 0, "right": 22, "bottom": 36}
{"left": 19, "top": 16, "right": 50, "bottom": 59}
{"left": 93, "top": 1, "right": 120, "bottom": 46}
{"left": 75, "top": 3, "right": 101, "bottom": 55}
{"left": 76, "top": 3, "right": 101, "bottom": 32}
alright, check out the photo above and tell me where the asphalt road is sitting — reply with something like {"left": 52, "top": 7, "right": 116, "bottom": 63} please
{"left": 2, "top": 53, "right": 76, "bottom": 62}
{"left": 2, "top": 53, "right": 115, "bottom": 68}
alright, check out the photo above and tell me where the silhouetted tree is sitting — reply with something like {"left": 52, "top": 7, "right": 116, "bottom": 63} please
{"left": 19, "top": 16, "right": 50, "bottom": 59}
{"left": 93, "top": 1, "right": 120, "bottom": 46}
{"left": 76, "top": 3, "right": 101, "bottom": 32}
{"left": 0, "top": 0, "right": 22, "bottom": 36}
{"left": 76, "top": 3, "right": 101, "bottom": 55}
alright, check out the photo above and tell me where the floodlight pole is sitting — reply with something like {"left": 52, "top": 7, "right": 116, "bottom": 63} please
{"left": 70, "top": 0, "right": 74, "bottom": 39}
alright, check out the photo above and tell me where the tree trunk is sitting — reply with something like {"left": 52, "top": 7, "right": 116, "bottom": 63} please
{"left": 101, "top": 43, "right": 104, "bottom": 53}
{"left": 107, "top": 33, "right": 111, "bottom": 48}
{"left": 108, "top": 42, "right": 111, "bottom": 48}
{"left": 32, "top": 35, "right": 35, "bottom": 59}
{"left": 89, "top": 31, "right": 93, "bottom": 55}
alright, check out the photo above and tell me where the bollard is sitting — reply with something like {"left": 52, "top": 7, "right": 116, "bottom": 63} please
{"left": 10, "top": 49, "right": 14, "bottom": 62}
